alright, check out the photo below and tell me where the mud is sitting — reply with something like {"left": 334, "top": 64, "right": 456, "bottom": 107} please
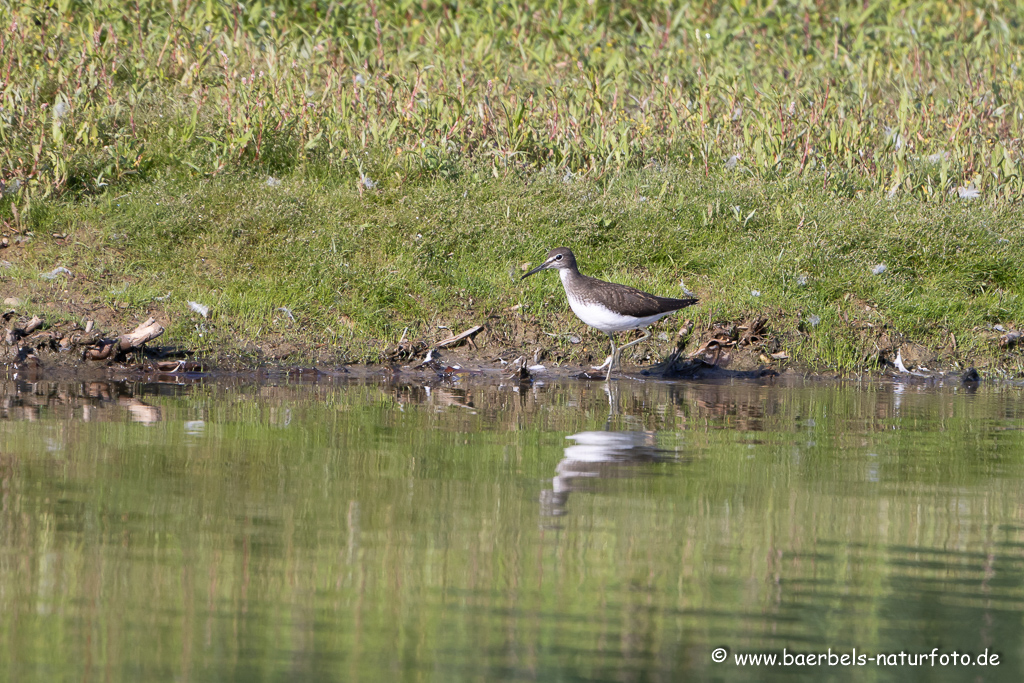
{"left": 1, "top": 299, "right": 1021, "bottom": 383}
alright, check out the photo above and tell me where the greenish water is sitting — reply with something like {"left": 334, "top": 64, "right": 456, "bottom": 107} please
{"left": 2, "top": 375, "right": 1024, "bottom": 682}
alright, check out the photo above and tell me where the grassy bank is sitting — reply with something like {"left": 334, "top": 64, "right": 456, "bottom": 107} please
{"left": 1, "top": 1, "right": 1023, "bottom": 372}
{"left": 4, "top": 166, "right": 1023, "bottom": 373}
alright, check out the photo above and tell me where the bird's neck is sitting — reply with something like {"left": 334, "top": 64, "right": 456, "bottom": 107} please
{"left": 558, "top": 266, "right": 589, "bottom": 302}
{"left": 558, "top": 267, "right": 582, "bottom": 287}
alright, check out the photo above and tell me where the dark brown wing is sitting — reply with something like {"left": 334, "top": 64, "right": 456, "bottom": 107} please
{"left": 581, "top": 275, "right": 698, "bottom": 317}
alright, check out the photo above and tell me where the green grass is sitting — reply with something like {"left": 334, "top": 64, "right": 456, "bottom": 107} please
{"left": 3, "top": 0, "right": 1024, "bottom": 200}
{"left": 3, "top": 164, "right": 1022, "bottom": 371}
{"left": 0, "top": 1, "right": 1023, "bottom": 371}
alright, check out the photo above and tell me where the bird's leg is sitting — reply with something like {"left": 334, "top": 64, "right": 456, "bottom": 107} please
{"left": 605, "top": 334, "right": 617, "bottom": 381}
{"left": 591, "top": 333, "right": 616, "bottom": 373}
{"left": 614, "top": 328, "right": 653, "bottom": 371}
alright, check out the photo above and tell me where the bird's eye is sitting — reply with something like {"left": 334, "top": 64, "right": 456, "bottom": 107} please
{"left": 555, "top": 254, "right": 563, "bottom": 261}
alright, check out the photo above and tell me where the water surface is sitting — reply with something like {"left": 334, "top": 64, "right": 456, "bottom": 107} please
{"left": 2, "top": 375, "right": 1023, "bottom": 682}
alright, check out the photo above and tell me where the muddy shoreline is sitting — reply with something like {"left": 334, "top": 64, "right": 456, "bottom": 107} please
{"left": 1, "top": 300, "right": 1019, "bottom": 384}
{"left": 1, "top": 334, "right": 997, "bottom": 389}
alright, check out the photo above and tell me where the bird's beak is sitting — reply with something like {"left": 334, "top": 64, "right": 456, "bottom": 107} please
{"left": 521, "top": 260, "right": 551, "bottom": 280}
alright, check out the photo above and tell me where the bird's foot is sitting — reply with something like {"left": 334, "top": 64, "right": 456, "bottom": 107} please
{"left": 591, "top": 355, "right": 613, "bottom": 371}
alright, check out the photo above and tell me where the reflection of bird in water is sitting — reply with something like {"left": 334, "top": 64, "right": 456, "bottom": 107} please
{"left": 119, "top": 397, "right": 162, "bottom": 424}
{"left": 540, "top": 430, "right": 675, "bottom": 519}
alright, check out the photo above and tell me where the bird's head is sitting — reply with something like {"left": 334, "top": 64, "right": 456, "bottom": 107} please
{"left": 522, "top": 247, "right": 576, "bottom": 279}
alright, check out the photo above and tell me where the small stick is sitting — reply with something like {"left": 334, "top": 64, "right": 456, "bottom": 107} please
{"left": 5, "top": 315, "right": 44, "bottom": 345}
{"left": 21, "top": 316, "right": 43, "bottom": 335}
{"left": 85, "top": 340, "right": 117, "bottom": 361}
{"left": 118, "top": 317, "right": 164, "bottom": 351}
{"left": 434, "top": 325, "right": 484, "bottom": 349}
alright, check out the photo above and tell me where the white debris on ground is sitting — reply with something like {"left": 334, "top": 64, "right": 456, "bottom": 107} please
{"left": 41, "top": 266, "right": 72, "bottom": 279}
{"left": 188, "top": 301, "right": 210, "bottom": 318}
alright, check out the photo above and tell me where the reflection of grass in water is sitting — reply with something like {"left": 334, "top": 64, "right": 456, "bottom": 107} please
{"left": 1, "top": 380, "right": 1024, "bottom": 679}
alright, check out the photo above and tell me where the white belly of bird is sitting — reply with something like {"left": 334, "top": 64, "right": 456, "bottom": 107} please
{"left": 565, "top": 294, "right": 673, "bottom": 333}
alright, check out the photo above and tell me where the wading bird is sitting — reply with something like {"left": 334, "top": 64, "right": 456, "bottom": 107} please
{"left": 522, "top": 247, "right": 698, "bottom": 380}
